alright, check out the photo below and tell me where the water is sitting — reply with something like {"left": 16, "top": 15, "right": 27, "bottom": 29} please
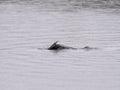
{"left": 0, "top": 0, "right": 120, "bottom": 90}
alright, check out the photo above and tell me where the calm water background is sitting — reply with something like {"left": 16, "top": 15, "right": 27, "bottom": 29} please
{"left": 0, "top": 0, "right": 120, "bottom": 90}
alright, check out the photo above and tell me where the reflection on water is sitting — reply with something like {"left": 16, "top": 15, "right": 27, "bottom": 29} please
{"left": 0, "top": 0, "right": 120, "bottom": 90}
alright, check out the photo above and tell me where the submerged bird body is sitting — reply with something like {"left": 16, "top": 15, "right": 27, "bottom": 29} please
{"left": 48, "top": 42, "right": 74, "bottom": 50}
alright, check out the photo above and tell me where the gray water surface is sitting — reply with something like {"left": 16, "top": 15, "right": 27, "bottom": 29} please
{"left": 0, "top": 1, "right": 120, "bottom": 90}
